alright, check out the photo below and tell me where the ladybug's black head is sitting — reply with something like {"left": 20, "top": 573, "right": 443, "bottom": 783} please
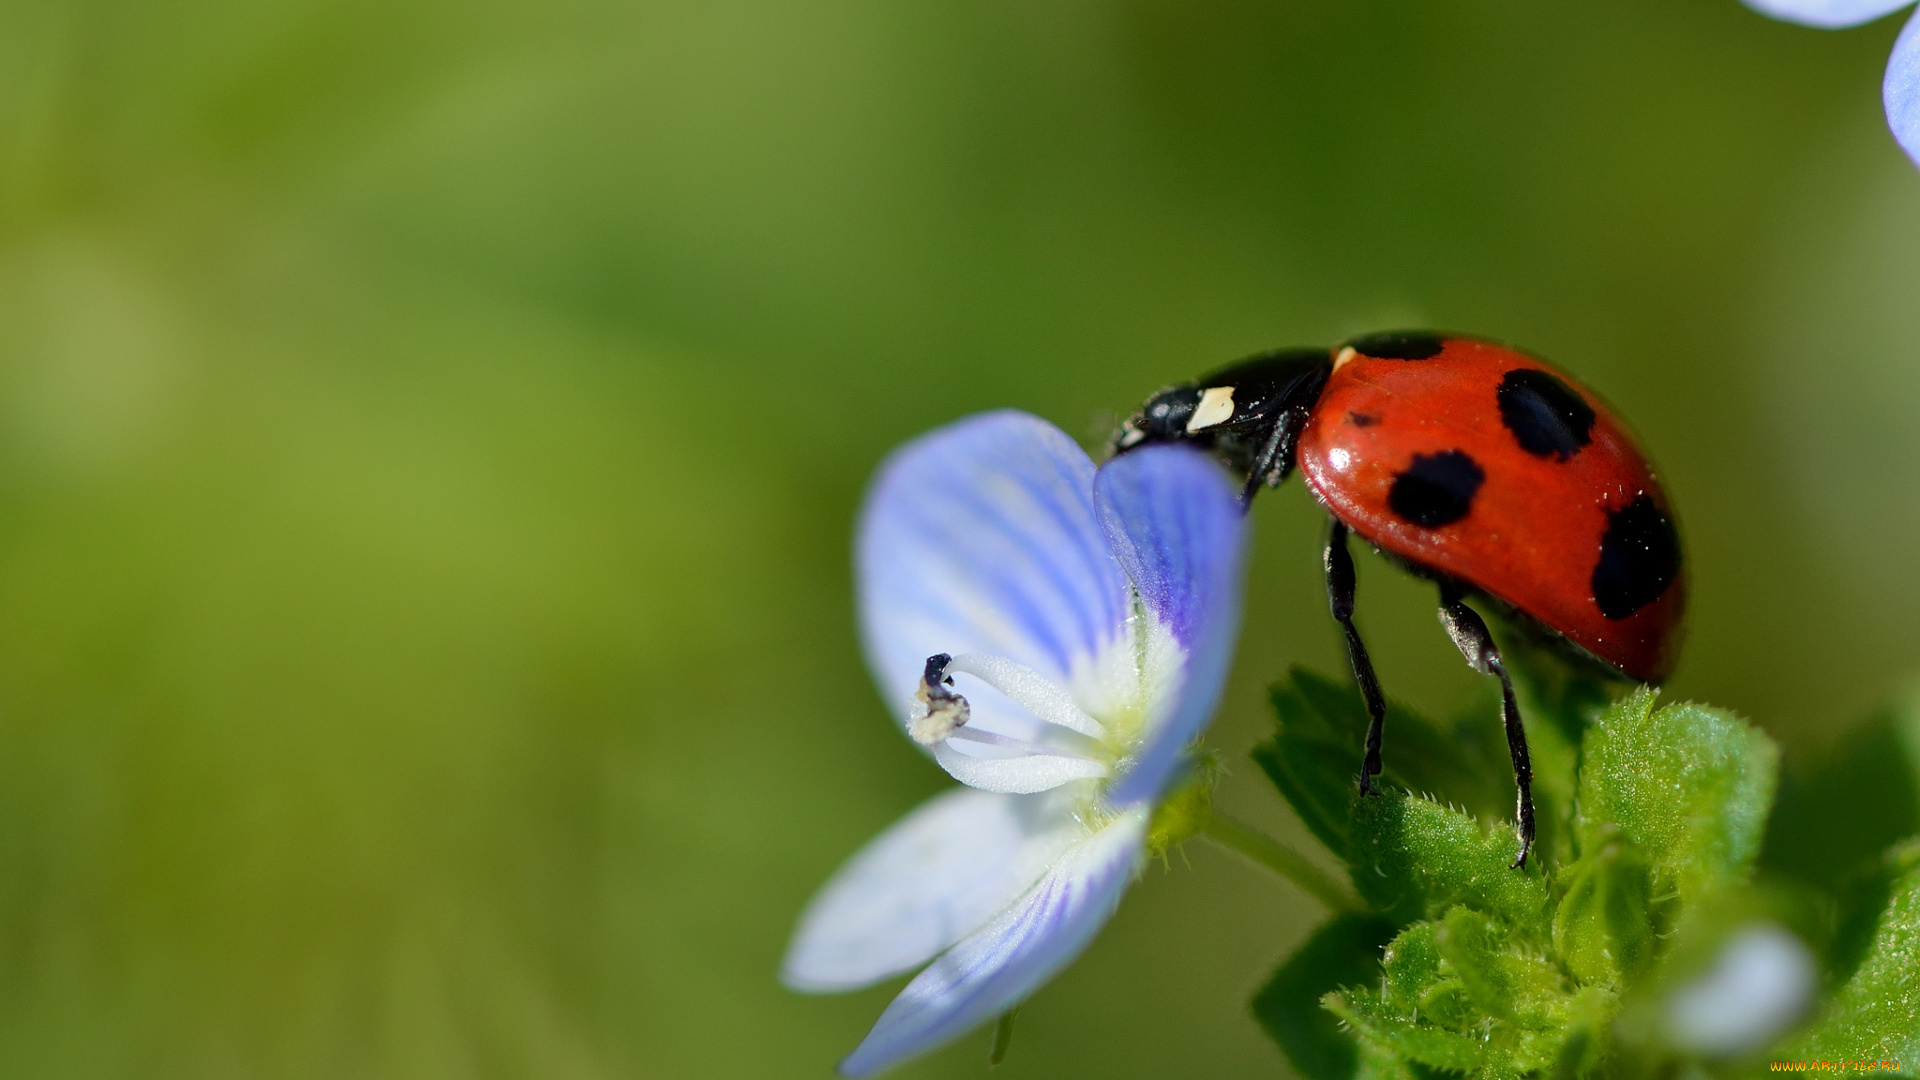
{"left": 1112, "top": 345, "right": 1332, "bottom": 456}
{"left": 1112, "top": 347, "right": 1334, "bottom": 503}
{"left": 1113, "top": 385, "right": 1209, "bottom": 453}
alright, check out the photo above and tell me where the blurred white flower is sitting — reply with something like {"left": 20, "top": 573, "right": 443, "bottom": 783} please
{"left": 1665, "top": 921, "right": 1817, "bottom": 1056}
{"left": 781, "top": 411, "right": 1246, "bottom": 1076}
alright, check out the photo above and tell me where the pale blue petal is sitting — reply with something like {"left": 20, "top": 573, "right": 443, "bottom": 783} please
{"left": 1888, "top": 7, "right": 1920, "bottom": 166}
{"left": 1741, "top": 0, "right": 1913, "bottom": 28}
{"left": 1093, "top": 446, "right": 1247, "bottom": 806}
{"left": 859, "top": 411, "right": 1132, "bottom": 745}
{"left": 782, "top": 788, "right": 1079, "bottom": 993}
{"left": 929, "top": 742, "right": 1109, "bottom": 793}
{"left": 837, "top": 809, "right": 1147, "bottom": 1078}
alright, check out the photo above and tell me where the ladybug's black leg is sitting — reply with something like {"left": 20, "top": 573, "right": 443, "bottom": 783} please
{"left": 1236, "top": 408, "right": 1311, "bottom": 507}
{"left": 1324, "top": 520, "right": 1388, "bottom": 796}
{"left": 1436, "top": 584, "right": 1535, "bottom": 869}
{"left": 1239, "top": 424, "right": 1287, "bottom": 506}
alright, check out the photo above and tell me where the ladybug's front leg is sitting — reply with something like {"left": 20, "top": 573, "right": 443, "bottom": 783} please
{"left": 1436, "top": 584, "right": 1536, "bottom": 870}
{"left": 1324, "top": 520, "right": 1387, "bottom": 796}
{"left": 1237, "top": 407, "right": 1311, "bottom": 507}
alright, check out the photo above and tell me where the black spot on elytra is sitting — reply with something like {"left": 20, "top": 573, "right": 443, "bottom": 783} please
{"left": 1346, "top": 331, "right": 1447, "bottom": 360}
{"left": 1388, "top": 451, "right": 1485, "bottom": 527}
{"left": 1592, "top": 496, "right": 1680, "bottom": 619}
{"left": 1497, "top": 369, "right": 1595, "bottom": 461}
{"left": 1348, "top": 412, "right": 1379, "bottom": 427}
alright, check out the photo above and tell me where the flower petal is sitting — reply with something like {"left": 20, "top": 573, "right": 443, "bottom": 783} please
{"left": 837, "top": 808, "right": 1148, "bottom": 1078}
{"left": 931, "top": 741, "right": 1108, "bottom": 793}
{"left": 1092, "top": 445, "right": 1247, "bottom": 806}
{"left": 1740, "top": 0, "right": 1913, "bottom": 28}
{"left": 782, "top": 787, "right": 1082, "bottom": 993}
{"left": 859, "top": 411, "right": 1133, "bottom": 746}
{"left": 1888, "top": 7, "right": 1920, "bottom": 166}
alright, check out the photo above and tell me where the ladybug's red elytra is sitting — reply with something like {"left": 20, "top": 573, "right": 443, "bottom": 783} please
{"left": 1113, "top": 331, "right": 1685, "bottom": 868}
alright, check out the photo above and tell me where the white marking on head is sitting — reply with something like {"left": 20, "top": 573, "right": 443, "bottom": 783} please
{"left": 1333, "top": 346, "right": 1357, "bottom": 370}
{"left": 1185, "top": 386, "right": 1236, "bottom": 433}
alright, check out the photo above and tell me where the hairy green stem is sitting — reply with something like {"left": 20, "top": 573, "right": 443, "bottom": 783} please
{"left": 1201, "top": 811, "right": 1363, "bottom": 913}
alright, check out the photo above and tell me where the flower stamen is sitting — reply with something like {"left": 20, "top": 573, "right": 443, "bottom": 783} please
{"left": 945, "top": 726, "right": 1094, "bottom": 759}
{"left": 909, "top": 653, "right": 971, "bottom": 746}
{"left": 909, "top": 651, "right": 1112, "bottom": 766}
{"left": 943, "top": 653, "right": 1108, "bottom": 740}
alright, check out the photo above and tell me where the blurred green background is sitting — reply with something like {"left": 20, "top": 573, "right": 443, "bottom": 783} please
{"left": 0, "top": 0, "right": 1915, "bottom": 1076}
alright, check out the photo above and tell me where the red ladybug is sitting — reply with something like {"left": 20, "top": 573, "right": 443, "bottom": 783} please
{"left": 1114, "top": 331, "right": 1684, "bottom": 867}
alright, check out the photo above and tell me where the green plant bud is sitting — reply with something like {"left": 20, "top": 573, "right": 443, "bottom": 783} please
{"left": 1434, "top": 906, "right": 1570, "bottom": 1026}
{"left": 1433, "top": 907, "right": 1521, "bottom": 1021}
{"left": 1379, "top": 923, "right": 1444, "bottom": 1014}
{"left": 1146, "top": 755, "right": 1218, "bottom": 857}
{"left": 1552, "top": 829, "right": 1656, "bottom": 988}
{"left": 1415, "top": 977, "right": 1476, "bottom": 1031}
{"left": 1548, "top": 987, "right": 1616, "bottom": 1080}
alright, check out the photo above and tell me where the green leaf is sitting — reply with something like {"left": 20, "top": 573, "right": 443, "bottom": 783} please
{"left": 1378, "top": 922, "right": 1474, "bottom": 1031}
{"left": 1785, "top": 839, "right": 1920, "bottom": 1065}
{"left": 1552, "top": 827, "right": 1656, "bottom": 988}
{"left": 1257, "top": 670, "right": 1365, "bottom": 855}
{"left": 1430, "top": 908, "right": 1517, "bottom": 1021}
{"left": 1549, "top": 988, "right": 1614, "bottom": 1080}
{"left": 1326, "top": 988, "right": 1486, "bottom": 1075}
{"left": 1257, "top": 668, "right": 1514, "bottom": 859}
{"left": 1763, "top": 693, "right": 1920, "bottom": 885}
{"left": 1254, "top": 737, "right": 1356, "bottom": 859}
{"left": 1348, "top": 791, "right": 1552, "bottom": 929}
{"left": 1832, "top": 851, "right": 1909, "bottom": 988}
{"left": 1426, "top": 908, "right": 1580, "bottom": 1075}
{"left": 1353, "top": 1043, "right": 1419, "bottom": 1080}
{"left": 1251, "top": 912, "right": 1398, "bottom": 1080}
{"left": 1339, "top": 915, "right": 1591, "bottom": 1080}
{"left": 1575, "top": 688, "right": 1778, "bottom": 903}
{"left": 1254, "top": 673, "right": 1798, "bottom": 1079}
{"left": 1386, "top": 698, "right": 1511, "bottom": 826}
{"left": 1434, "top": 906, "right": 1570, "bottom": 1030}
{"left": 1287, "top": 667, "right": 1378, "bottom": 744}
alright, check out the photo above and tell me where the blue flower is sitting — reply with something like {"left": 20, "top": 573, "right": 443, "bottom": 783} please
{"left": 781, "top": 411, "right": 1247, "bottom": 1076}
{"left": 1744, "top": 0, "right": 1920, "bottom": 166}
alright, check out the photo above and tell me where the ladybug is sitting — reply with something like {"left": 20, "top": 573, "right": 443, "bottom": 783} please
{"left": 1113, "top": 331, "right": 1684, "bottom": 867}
